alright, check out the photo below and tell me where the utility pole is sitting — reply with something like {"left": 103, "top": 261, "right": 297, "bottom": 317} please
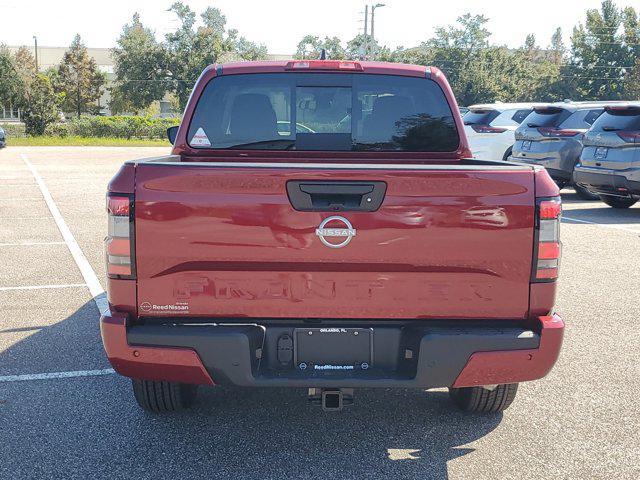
{"left": 33, "top": 36, "right": 38, "bottom": 73}
{"left": 370, "top": 3, "right": 385, "bottom": 59}
{"left": 363, "top": 5, "right": 369, "bottom": 60}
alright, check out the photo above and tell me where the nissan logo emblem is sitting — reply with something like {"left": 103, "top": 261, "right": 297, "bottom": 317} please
{"left": 315, "top": 216, "right": 357, "bottom": 249}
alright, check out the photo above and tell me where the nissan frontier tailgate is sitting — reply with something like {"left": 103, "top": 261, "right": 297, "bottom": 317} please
{"left": 133, "top": 161, "right": 535, "bottom": 319}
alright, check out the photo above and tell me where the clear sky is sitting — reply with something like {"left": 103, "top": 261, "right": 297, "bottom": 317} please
{"left": 0, "top": 0, "right": 637, "bottom": 53}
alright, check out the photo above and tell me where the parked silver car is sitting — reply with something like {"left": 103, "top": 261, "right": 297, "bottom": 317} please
{"left": 510, "top": 102, "right": 609, "bottom": 199}
{"left": 574, "top": 103, "right": 640, "bottom": 208}
{"left": 0, "top": 126, "right": 5, "bottom": 148}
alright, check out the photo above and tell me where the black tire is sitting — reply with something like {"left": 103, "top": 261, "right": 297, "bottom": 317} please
{"left": 573, "top": 183, "right": 600, "bottom": 200}
{"left": 449, "top": 383, "right": 518, "bottom": 413}
{"left": 502, "top": 147, "right": 513, "bottom": 161}
{"left": 555, "top": 180, "right": 568, "bottom": 190}
{"left": 599, "top": 195, "right": 638, "bottom": 209}
{"left": 132, "top": 379, "right": 198, "bottom": 412}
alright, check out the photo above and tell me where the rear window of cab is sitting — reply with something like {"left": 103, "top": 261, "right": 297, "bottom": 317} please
{"left": 560, "top": 109, "right": 603, "bottom": 129}
{"left": 589, "top": 108, "right": 640, "bottom": 132}
{"left": 525, "top": 107, "right": 602, "bottom": 129}
{"left": 463, "top": 110, "right": 500, "bottom": 126}
{"left": 187, "top": 73, "right": 459, "bottom": 152}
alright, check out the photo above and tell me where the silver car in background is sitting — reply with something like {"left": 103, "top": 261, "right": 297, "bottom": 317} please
{"left": 574, "top": 103, "right": 640, "bottom": 208}
{"left": 463, "top": 103, "right": 540, "bottom": 161}
{"left": 0, "top": 126, "right": 5, "bottom": 148}
{"left": 510, "top": 102, "right": 608, "bottom": 199}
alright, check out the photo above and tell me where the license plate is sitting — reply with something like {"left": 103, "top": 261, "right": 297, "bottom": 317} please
{"left": 521, "top": 140, "right": 532, "bottom": 151}
{"left": 294, "top": 328, "right": 373, "bottom": 372}
{"left": 595, "top": 147, "right": 608, "bottom": 159}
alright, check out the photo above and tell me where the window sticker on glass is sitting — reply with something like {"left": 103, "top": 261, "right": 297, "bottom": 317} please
{"left": 191, "top": 127, "right": 211, "bottom": 147}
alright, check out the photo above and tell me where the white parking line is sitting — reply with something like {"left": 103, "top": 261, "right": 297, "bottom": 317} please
{"left": 0, "top": 197, "right": 48, "bottom": 201}
{"left": 0, "top": 241, "right": 66, "bottom": 247}
{"left": 0, "top": 216, "right": 54, "bottom": 220}
{"left": 0, "top": 369, "right": 115, "bottom": 383}
{"left": 21, "top": 154, "right": 109, "bottom": 316}
{"left": 563, "top": 216, "right": 640, "bottom": 234}
{"left": 0, "top": 284, "right": 86, "bottom": 292}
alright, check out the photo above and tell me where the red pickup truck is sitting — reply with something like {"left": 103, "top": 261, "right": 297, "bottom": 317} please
{"left": 101, "top": 60, "right": 564, "bottom": 413}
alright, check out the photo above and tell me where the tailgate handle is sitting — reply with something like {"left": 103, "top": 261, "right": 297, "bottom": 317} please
{"left": 287, "top": 181, "right": 387, "bottom": 212}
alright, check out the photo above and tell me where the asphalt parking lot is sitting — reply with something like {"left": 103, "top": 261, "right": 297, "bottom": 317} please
{"left": 1, "top": 146, "right": 639, "bottom": 480}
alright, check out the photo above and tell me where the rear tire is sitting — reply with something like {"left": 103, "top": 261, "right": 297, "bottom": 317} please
{"left": 599, "top": 195, "right": 638, "bottom": 209}
{"left": 449, "top": 383, "right": 518, "bottom": 413}
{"left": 502, "top": 147, "right": 513, "bottom": 161}
{"left": 573, "top": 183, "right": 600, "bottom": 200}
{"left": 132, "top": 379, "right": 198, "bottom": 412}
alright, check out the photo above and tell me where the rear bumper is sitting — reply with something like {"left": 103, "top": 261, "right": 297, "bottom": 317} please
{"left": 100, "top": 313, "right": 214, "bottom": 385}
{"left": 101, "top": 312, "right": 564, "bottom": 388}
{"left": 468, "top": 136, "right": 513, "bottom": 161}
{"left": 509, "top": 156, "right": 573, "bottom": 181}
{"left": 574, "top": 166, "right": 640, "bottom": 196}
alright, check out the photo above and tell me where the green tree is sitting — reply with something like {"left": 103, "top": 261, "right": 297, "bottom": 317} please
{"left": 13, "top": 46, "right": 37, "bottom": 85}
{"left": 549, "top": 27, "right": 566, "bottom": 65}
{"left": 110, "top": 13, "right": 167, "bottom": 113}
{"left": 295, "top": 35, "right": 346, "bottom": 60}
{"left": 200, "top": 6, "right": 227, "bottom": 33}
{"left": 111, "top": 4, "right": 267, "bottom": 111}
{"left": 386, "top": 14, "right": 563, "bottom": 105}
{"left": 163, "top": 2, "right": 226, "bottom": 107}
{"left": 21, "top": 74, "right": 59, "bottom": 135}
{"left": 0, "top": 47, "right": 25, "bottom": 109}
{"left": 569, "top": 0, "right": 636, "bottom": 100}
{"left": 622, "top": 59, "right": 640, "bottom": 98}
{"left": 513, "top": 34, "right": 563, "bottom": 102}
{"left": 346, "top": 33, "right": 384, "bottom": 60}
{"left": 425, "top": 14, "right": 490, "bottom": 102}
{"left": 163, "top": 2, "right": 268, "bottom": 108}
{"left": 523, "top": 34, "right": 537, "bottom": 57}
{"left": 224, "top": 29, "right": 269, "bottom": 61}
{"left": 323, "top": 36, "right": 347, "bottom": 60}
{"left": 295, "top": 35, "right": 322, "bottom": 59}
{"left": 57, "top": 34, "right": 106, "bottom": 117}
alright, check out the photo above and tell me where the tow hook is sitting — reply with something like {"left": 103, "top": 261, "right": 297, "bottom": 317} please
{"left": 308, "top": 388, "right": 354, "bottom": 411}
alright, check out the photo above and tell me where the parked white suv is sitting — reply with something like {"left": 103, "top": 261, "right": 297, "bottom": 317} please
{"left": 463, "top": 103, "right": 544, "bottom": 161}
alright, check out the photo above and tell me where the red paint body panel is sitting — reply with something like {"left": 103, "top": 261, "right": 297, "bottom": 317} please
{"left": 534, "top": 167, "right": 561, "bottom": 198}
{"left": 134, "top": 164, "right": 535, "bottom": 319}
{"left": 452, "top": 314, "right": 564, "bottom": 387}
{"left": 108, "top": 163, "right": 136, "bottom": 194}
{"left": 106, "top": 278, "right": 137, "bottom": 317}
{"left": 100, "top": 312, "right": 214, "bottom": 385}
{"left": 529, "top": 282, "right": 557, "bottom": 317}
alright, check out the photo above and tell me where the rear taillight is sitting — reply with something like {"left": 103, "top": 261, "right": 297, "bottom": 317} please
{"left": 537, "top": 127, "right": 580, "bottom": 138}
{"left": 534, "top": 197, "right": 561, "bottom": 282}
{"left": 106, "top": 194, "right": 135, "bottom": 279}
{"left": 617, "top": 131, "right": 640, "bottom": 143}
{"left": 471, "top": 124, "right": 507, "bottom": 134}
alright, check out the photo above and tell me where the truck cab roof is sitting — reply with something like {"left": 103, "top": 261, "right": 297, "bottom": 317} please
{"left": 213, "top": 60, "right": 437, "bottom": 78}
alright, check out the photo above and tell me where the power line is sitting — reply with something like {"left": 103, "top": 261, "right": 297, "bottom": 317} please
{"left": 421, "top": 59, "right": 638, "bottom": 69}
